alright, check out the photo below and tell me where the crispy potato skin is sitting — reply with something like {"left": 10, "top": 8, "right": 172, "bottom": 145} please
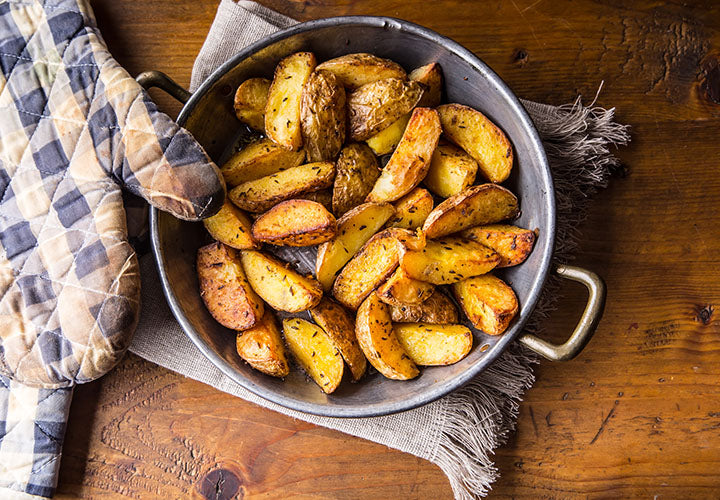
{"left": 221, "top": 138, "right": 305, "bottom": 187}
{"left": 460, "top": 224, "right": 537, "bottom": 267}
{"left": 283, "top": 317, "right": 344, "bottom": 393}
{"left": 203, "top": 199, "right": 257, "bottom": 249}
{"left": 316, "top": 53, "right": 407, "bottom": 90}
{"left": 424, "top": 141, "right": 478, "bottom": 198}
{"left": 301, "top": 70, "right": 346, "bottom": 162}
{"left": 240, "top": 250, "right": 323, "bottom": 312}
{"left": 234, "top": 78, "right": 270, "bottom": 132}
{"left": 348, "top": 78, "right": 423, "bottom": 141}
{"left": 394, "top": 323, "right": 472, "bottom": 365}
{"left": 265, "top": 52, "right": 317, "bottom": 150}
{"left": 422, "top": 184, "right": 519, "bottom": 239}
{"left": 236, "top": 309, "right": 289, "bottom": 377}
{"left": 386, "top": 187, "right": 433, "bottom": 230}
{"left": 197, "top": 243, "right": 264, "bottom": 330}
{"left": 310, "top": 298, "right": 367, "bottom": 380}
{"left": 355, "top": 294, "right": 419, "bottom": 380}
{"left": 366, "top": 107, "right": 441, "bottom": 203}
{"left": 437, "top": 103, "right": 513, "bottom": 183}
{"left": 376, "top": 267, "right": 434, "bottom": 307}
{"left": 299, "top": 189, "right": 333, "bottom": 211}
{"left": 453, "top": 274, "right": 519, "bottom": 335}
{"left": 252, "top": 200, "right": 337, "bottom": 246}
{"left": 229, "top": 161, "right": 335, "bottom": 213}
{"left": 332, "top": 143, "right": 380, "bottom": 216}
{"left": 365, "top": 113, "right": 411, "bottom": 155}
{"left": 390, "top": 291, "right": 459, "bottom": 324}
{"left": 409, "top": 63, "right": 443, "bottom": 108}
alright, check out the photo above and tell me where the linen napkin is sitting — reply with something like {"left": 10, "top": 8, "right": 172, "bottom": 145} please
{"left": 129, "top": 1, "right": 630, "bottom": 498}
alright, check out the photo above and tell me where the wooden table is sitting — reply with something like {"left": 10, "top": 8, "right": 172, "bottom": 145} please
{"left": 57, "top": 0, "right": 720, "bottom": 497}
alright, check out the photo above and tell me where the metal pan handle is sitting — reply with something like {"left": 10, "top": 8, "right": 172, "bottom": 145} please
{"left": 518, "top": 264, "right": 606, "bottom": 361}
{"left": 136, "top": 70, "right": 191, "bottom": 104}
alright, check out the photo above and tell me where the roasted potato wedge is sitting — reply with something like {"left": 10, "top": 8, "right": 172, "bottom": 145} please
{"left": 390, "top": 291, "right": 459, "bottom": 324}
{"left": 197, "top": 243, "right": 264, "bottom": 330}
{"left": 424, "top": 141, "right": 478, "bottom": 198}
{"left": 400, "top": 237, "right": 500, "bottom": 284}
{"left": 240, "top": 250, "right": 323, "bottom": 312}
{"left": 316, "top": 53, "right": 407, "bottom": 90}
{"left": 221, "top": 138, "right": 305, "bottom": 187}
{"left": 460, "top": 224, "right": 536, "bottom": 267}
{"left": 453, "top": 274, "right": 519, "bottom": 335}
{"left": 203, "top": 199, "right": 257, "bottom": 250}
{"left": 409, "top": 63, "right": 443, "bottom": 108}
{"left": 251, "top": 200, "right": 337, "bottom": 246}
{"left": 437, "top": 103, "right": 513, "bottom": 183}
{"left": 366, "top": 108, "right": 441, "bottom": 203}
{"left": 301, "top": 70, "right": 346, "bottom": 162}
{"left": 299, "top": 189, "right": 333, "bottom": 211}
{"left": 236, "top": 309, "right": 289, "bottom": 377}
{"left": 229, "top": 161, "right": 335, "bottom": 213}
{"left": 315, "top": 202, "right": 395, "bottom": 290}
{"left": 283, "top": 317, "right": 344, "bottom": 393}
{"left": 332, "top": 143, "right": 380, "bottom": 216}
{"left": 394, "top": 323, "right": 472, "bottom": 365}
{"left": 310, "top": 298, "right": 367, "bottom": 380}
{"left": 376, "top": 267, "right": 434, "bottom": 307}
{"left": 265, "top": 52, "right": 317, "bottom": 150}
{"left": 422, "top": 184, "right": 519, "bottom": 239}
{"left": 348, "top": 78, "right": 424, "bottom": 141}
{"left": 386, "top": 187, "right": 433, "bottom": 230}
{"left": 233, "top": 77, "right": 270, "bottom": 132}
{"left": 365, "top": 113, "right": 411, "bottom": 155}
{"left": 355, "top": 294, "right": 419, "bottom": 380}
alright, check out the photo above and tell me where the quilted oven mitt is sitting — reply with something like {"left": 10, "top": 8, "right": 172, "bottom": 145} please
{"left": 0, "top": 0, "right": 225, "bottom": 496}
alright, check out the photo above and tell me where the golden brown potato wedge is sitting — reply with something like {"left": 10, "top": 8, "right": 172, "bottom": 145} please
{"left": 422, "top": 184, "right": 519, "bottom": 239}
{"left": 365, "top": 113, "right": 410, "bottom": 155}
{"left": 386, "top": 187, "right": 433, "bottom": 230}
{"left": 366, "top": 107, "right": 441, "bottom": 203}
{"left": 265, "top": 52, "right": 317, "bottom": 150}
{"left": 316, "top": 53, "right": 407, "bottom": 90}
{"left": 348, "top": 78, "right": 423, "bottom": 141}
{"left": 299, "top": 189, "right": 333, "bottom": 212}
{"left": 315, "top": 202, "right": 395, "bottom": 290}
{"left": 283, "top": 317, "right": 344, "bottom": 394}
{"left": 301, "top": 70, "right": 346, "bottom": 162}
{"left": 424, "top": 141, "right": 478, "bottom": 198}
{"left": 355, "top": 294, "right": 419, "bottom": 380}
{"left": 376, "top": 267, "right": 434, "bottom": 307}
{"left": 409, "top": 63, "right": 443, "bottom": 108}
{"left": 221, "top": 138, "right": 305, "bottom": 187}
{"left": 460, "top": 224, "right": 536, "bottom": 267}
{"left": 251, "top": 200, "right": 337, "bottom": 246}
{"left": 229, "top": 161, "right": 335, "bottom": 213}
{"left": 203, "top": 199, "right": 257, "bottom": 250}
{"left": 310, "top": 298, "right": 367, "bottom": 380}
{"left": 400, "top": 237, "right": 500, "bottom": 284}
{"left": 390, "top": 291, "right": 459, "bottom": 324}
{"left": 394, "top": 323, "right": 472, "bottom": 365}
{"left": 197, "top": 243, "right": 264, "bottom": 330}
{"left": 437, "top": 103, "right": 513, "bottom": 183}
{"left": 236, "top": 309, "right": 289, "bottom": 377}
{"left": 332, "top": 143, "right": 380, "bottom": 216}
{"left": 233, "top": 77, "right": 270, "bottom": 132}
{"left": 453, "top": 274, "right": 519, "bottom": 335}
{"left": 240, "top": 250, "right": 323, "bottom": 312}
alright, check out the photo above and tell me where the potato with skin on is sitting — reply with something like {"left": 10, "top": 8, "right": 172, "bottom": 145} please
{"left": 310, "top": 298, "right": 367, "bottom": 380}
{"left": 376, "top": 267, "right": 434, "bottom": 307}
{"left": 460, "top": 224, "right": 537, "bottom": 267}
{"left": 424, "top": 141, "right": 478, "bottom": 198}
{"left": 366, "top": 108, "right": 442, "bottom": 203}
{"left": 332, "top": 143, "right": 380, "bottom": 216}
{"left": 265, "top": 52, "right": 317, "bottom": 150}
{"left": 203, "top": 199, "right": 257, "bottom": 250}
{"left": 251, "top": 200, "right": 337, "bottom": 246}
{"left": 409, "top": 63, "right": 443, "bottom": 108}
{"left": 355, "top": 294, "right": 419, "bottom": 380}
{"left": 221, "top": 138, "right": 305, "bottom": 187}
{"left": 365, "top": 113, "right": 411, "bottom": 156}
{"left": 197, "top": 242, "right": 264, "bottom": 331}
{"left": 390, "top": 290, "right": 459, "bottom": 324}
{"left": 229, "top": 161, "right": 335, "bottom": 213}
{"left": 235, "top": 309, "right": 289, "bottom": 377}
{"left": 437, "top": 103, "right": 513, "bottom": 183}
{"left": 316, "top": 53, "right": 407, "bottom": 90}
{"left": 422, "top": 184, "right": 520, "bottom": 239}
{"left": 394, "top": 323, "right": 472, "bottom": 365}
{"left": 301, "top": 70, "right": 346, "bottom": 162}
{"left": 298, "top": 189, "right": 333, "bottom": 212}
{"left": 240, "top": 250, "right": 322, "bottom": 313}
{"left": 453, "top": 274, "right": 519, "bottom": 335}
{"left": 283, "top": 317, "right": 344, "bottom": 394}
{"left": 233, "top": 77, "right": 270, "bottom": 132}
{"left": 386, "top": 187, "right": 433, "bottom": 230}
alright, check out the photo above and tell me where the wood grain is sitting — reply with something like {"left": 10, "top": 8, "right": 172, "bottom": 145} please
{"left": 57, "top": 0, "right": 720, "bottom": 498}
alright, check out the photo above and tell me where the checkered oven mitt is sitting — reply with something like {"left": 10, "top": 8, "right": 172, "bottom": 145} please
{"left": 0, "top": 0, "right": 225, "bottom": 496}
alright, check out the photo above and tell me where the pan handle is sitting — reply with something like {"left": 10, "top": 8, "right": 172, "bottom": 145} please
{"left": 136, "top": 70, "right": 191, "bottom": 104}
{"left": 518, "top": 264, "right": 606, "bottom": 361}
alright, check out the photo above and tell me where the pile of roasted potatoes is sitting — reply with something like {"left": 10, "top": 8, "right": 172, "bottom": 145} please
{"left": 197, "top": 51, "right": 537, "bottom": 393}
